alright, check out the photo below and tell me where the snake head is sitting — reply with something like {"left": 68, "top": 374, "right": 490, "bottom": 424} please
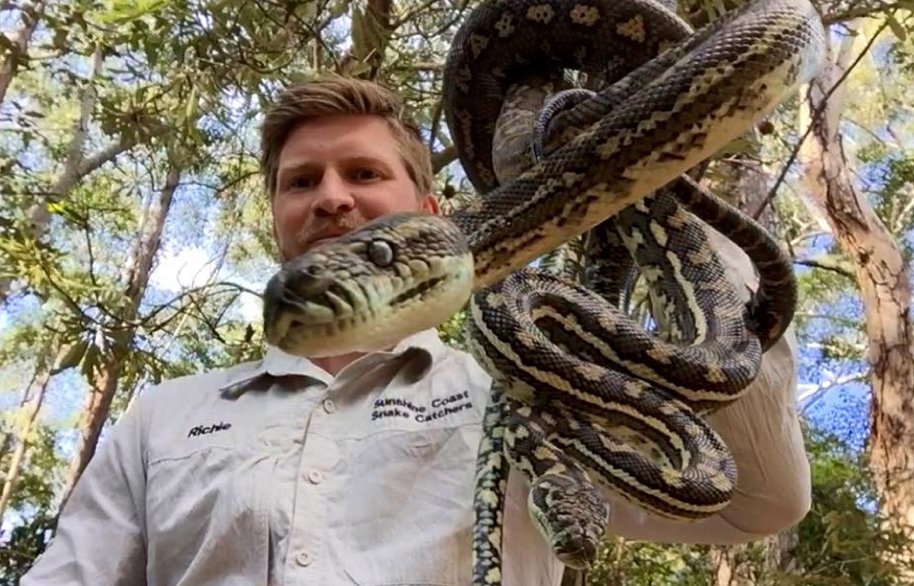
{"left": 263, "top": 212, "right": 474, "bottom": 358}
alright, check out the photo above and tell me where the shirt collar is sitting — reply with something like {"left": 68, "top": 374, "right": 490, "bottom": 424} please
{"left": 219, "top": 328, "right": 447, "bottom": 397}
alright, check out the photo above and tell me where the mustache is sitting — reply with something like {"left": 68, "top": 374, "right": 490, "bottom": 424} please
{"left": 295, "top": 214, "right": 367, "bottom": 249}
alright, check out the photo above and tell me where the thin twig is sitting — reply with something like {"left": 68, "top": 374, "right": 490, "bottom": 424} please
{"left": 752, "top": 16, "right": 892, "bottom": 220}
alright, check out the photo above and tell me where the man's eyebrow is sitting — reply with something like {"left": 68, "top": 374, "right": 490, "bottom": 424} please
{"left": 342, "top": 154, "right": 394, "bottom": 167}
{"left": 276, "top": 155, "right": 394, "bottom": 183}
{"left": 278, "top": 160, "right": 318, "bottom": 171}
{"left": 276, "top": 162, "right": 317, "bottom": 183}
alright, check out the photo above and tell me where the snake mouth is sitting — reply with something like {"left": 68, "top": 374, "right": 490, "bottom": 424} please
{"left": 265, "top": 266, "right": 472, "bottom": 358}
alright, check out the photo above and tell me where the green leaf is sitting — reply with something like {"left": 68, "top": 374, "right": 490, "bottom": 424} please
{"left": 80, "top": 344, "right": 101, "bottom": 379}
{"left": 886, "top": 14, "right": 907, "bottom": 41}
{"left": 185, "top": 85, "right": 198, "bottom": 123}
{"left": 350, "top": 6, "right": 389, "bottom": 64}
{"left": 98, "top": 0, "right": 173, "bottom": 24}
{"left": 52, "top": 339, "right": 89, "bottom": 374}
{"left": 329, "top": 0, "right": 351, "bottom": 19}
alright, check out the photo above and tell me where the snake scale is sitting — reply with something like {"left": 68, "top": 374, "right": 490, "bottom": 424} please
{"left": 262, "top": 0, "right": 825, "bottom": 582}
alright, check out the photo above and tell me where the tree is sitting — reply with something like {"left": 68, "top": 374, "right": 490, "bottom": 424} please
{"left": 797, "top": 16, "right": 914, "bottom": 560}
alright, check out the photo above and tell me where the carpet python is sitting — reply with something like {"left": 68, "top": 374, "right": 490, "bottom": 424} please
{"left": 262, "top": 0, "right": 825, "bottom": 582}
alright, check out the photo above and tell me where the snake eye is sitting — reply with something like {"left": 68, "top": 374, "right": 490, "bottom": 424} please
{"left": 368, "top": 240, "right": 395, "bottom": 267}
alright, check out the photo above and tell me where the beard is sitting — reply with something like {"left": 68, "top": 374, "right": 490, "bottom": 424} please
{"left": 285, "top": 212, "right": 370, "bottom": 259}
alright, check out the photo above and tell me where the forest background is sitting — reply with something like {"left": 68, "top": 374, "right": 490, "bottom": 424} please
{"left": 1, "top": 0, "right": 913, "bottom": 584}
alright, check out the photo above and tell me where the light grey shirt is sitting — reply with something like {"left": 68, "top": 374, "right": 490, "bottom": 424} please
{"left": 21, "top": 236, "right": 810, "bottom": 586}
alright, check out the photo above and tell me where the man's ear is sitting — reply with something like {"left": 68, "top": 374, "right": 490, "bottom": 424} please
{"left": 420, "top": 194, "right": 440, "bottom": 215}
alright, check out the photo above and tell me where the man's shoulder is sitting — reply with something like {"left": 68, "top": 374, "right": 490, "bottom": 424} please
{"left": 123, "top": 357, "right": 268, "bottom": 443}
{"left": 144, "top": 357, "right": 264, "bottom": 401}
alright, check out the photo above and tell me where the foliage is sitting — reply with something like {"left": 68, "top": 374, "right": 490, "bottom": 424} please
{"left": 789, "top": 426, "right": 914, "bottom": 584}
{"left": 0, "top": 423, "right": 61, "bottom": 582}
{"left": 1, "top": 0, "right": 913, "bottom": 583}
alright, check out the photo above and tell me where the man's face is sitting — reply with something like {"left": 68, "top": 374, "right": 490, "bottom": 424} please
{"left": 272, "top": 114, "right": 439, "bottom": 261}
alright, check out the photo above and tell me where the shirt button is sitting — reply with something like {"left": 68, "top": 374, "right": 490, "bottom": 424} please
{"left": 322, "top": 399, "right": 336, "bottom": 414}
{"left": 296, "top": 550, "right": 312, "bottom": 567}
{"left": 308, "top": 470, "right": 324, "bottom": 484}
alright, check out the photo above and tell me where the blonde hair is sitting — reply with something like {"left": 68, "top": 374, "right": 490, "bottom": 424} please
{"left": 260, "top": 74, "right": 433, "bottom": 198}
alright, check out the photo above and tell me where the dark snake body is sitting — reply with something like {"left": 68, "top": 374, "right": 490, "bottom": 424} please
{"left": 441, "top": 0, "right": 824, "bottom": 582}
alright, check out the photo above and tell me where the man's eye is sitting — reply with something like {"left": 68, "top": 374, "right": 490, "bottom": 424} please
{"left": 290, "top": 176, "right": 315, "bottom": 189}
{"left": 352, "top": 168, "right": 381, "bottom": 182}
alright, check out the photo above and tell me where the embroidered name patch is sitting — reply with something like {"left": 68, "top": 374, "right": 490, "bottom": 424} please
{"left": 187, "top": 422, "right": 232, "bottom": 437}
{"left": 372, "top": 391, "right": 473, "bottom": 423}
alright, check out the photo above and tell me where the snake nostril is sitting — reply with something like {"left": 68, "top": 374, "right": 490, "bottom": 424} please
{"left": 288, "top": 265, "right": 331, "bottom": 297}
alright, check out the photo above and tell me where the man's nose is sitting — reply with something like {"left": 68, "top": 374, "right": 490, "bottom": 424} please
{"left": 311, "top": 170, "right": 355, "bottom": 216}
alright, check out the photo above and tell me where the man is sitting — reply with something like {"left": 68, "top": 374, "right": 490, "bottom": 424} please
{"left": 21, "top": 75, "right": 810, "bottom": 586}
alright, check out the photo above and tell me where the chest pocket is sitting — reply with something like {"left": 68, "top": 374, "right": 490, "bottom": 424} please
{"left": 328, "top": 421, "right": 482, "bottom": 586}
{"left": 144, "top": 387, "right": 317, "bottom": 586}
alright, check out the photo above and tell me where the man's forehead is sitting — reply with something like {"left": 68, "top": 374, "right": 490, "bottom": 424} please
{"left": 279, "top": 116, "right": 399, "bottom": 166}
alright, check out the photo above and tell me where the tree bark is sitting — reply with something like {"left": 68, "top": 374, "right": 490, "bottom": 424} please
{"left": 0, "top": 43, "right": 163, "bottom": 305}
{"left": 798, "top": 20, "right": 914, "bottom": 554}
{"left": 0, "top": 360, "right": 53, "bottom": 522}
{"left": 0, "top": 0, "right": 47, "bottom": 106}
{"left": 0, "top": 44, "right": 107, "bottom": 304}
{"left": 57, "top": 165, "right": 181, "bottom": 510}
{"left": 24, "top": 43, "right": 103, "bottom": 236}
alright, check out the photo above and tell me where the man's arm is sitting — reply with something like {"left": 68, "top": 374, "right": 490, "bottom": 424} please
{"left": 20, "top": 395, "right": 148, "bottom": 585}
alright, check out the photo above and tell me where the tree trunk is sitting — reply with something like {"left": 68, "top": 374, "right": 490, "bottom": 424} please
{"left": 798, "top": 19, "right": 914, "bottom": 556}
{"left": 2, "top": 44, "right": 103, "bottom": 303}
{"left": 0, "top": 371, "right": 40, "bottom": 464}
{"left": 0, "top": 362, "right": 53, "bottom": 522}
{"left": 56, "top": 165, "right": 181, "bottom": 510}
{"left": 26, "top": 43, "right": 103, "bottom": 239}
{"left": 1, "top": 44, "right": 150, "bottom": 304}
{"left": 0, "top": 0, "right": 47, "bottom": 106}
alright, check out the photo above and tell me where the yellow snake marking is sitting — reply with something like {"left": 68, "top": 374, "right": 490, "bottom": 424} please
{"left": 570, "top": 441, "right": 728, "bottom": 515}
{"left": 684, "top": 422, "right": 704, "bottom": 437}
{"left": 616, "top": 14, "right": 646, "bottom": 42}
{"left": 710, "top": 474, "right": 734, "bottom": 492}
{"left": 516, "top": 328, "right": 539, "bottom": 349}
{"left": 665, "top": 252, "right": 709, "bottom": 344}
{"left": 688, "top": 241, "right": 715, "bottom": 266}
{"left": 536, "top": 304, "right": 728, "bottom": 402}
{"left": 661, "top": 466, "right": 687, "bottom": 488}
{"left": 624, "top": 381, "right": 644, "bottom": 399}
{"left": 526, "top": 4, "right": 555, "bottom": 23}
{"left": 494, "top": 13, "right": 515, "bottom": 37}
{"left": 570, "top": 5, "right": 601, "bottom": 26}
{"left": 649, "top": 220, "right": 669, "bottom": 247}
{"left": 668, "top": 205, "right": 690, "bottom": 228}
{"left": 480, "top": 488, "right": 500, "bottom": 507}
{"left": 577, "top": 362, "right": 605, "bottom": 381}
{"left": 646, "top": 345, "right": 674, "bottom": 364}
{"left": 659, "top": 402, "right": 679, "bottom": 416}
{"left": 704, "top": 361, "right": 727, "bottom": 384}
{"left": 470, "top": 33, "right": 489, "bottom": 58}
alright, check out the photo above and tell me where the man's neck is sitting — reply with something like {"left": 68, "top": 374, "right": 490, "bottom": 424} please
{"left": 312, "top": 351, "right": 366, "bottom": 376}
